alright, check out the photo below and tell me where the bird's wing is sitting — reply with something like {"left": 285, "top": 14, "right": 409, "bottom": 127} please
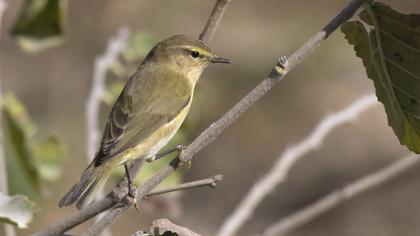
{"left": 93, "top": 70, "right": 192, "bottom": 166}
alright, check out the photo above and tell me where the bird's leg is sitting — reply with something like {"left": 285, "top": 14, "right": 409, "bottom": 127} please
{"left": 147, "top": 144, "right": 186, "bottom": 162}
{"left": 147, "top": 144, "right": 191, "bottom": 168}
{"left": 124, "top": 162, "right": 135, "bottom": 197}
{"left": 123, "top": 162, "right": 139, "bottom": 210}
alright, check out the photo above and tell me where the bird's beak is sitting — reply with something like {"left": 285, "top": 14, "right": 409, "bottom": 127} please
{"left": 211, "top": 56, "right": 232, "bottom": 64}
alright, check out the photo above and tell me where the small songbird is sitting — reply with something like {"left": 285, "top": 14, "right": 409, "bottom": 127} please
{"left": 59, "top": 35, "right": 231, "bottom": 209}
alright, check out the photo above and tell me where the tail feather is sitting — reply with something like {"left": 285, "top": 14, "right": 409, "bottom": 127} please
{"left": 59, "top": 163, "right": 110, "bottom": 209}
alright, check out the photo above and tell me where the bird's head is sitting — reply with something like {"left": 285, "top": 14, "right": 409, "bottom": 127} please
{"left": 145, "top": 35, "right": 231, "bottom": 83}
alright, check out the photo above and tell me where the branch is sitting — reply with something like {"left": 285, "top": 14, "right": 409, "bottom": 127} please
{"left": 150, "top": 218, "right": 202, "bottom": 236}
{"left": 31, "top": 158, "right": 145, "bottom": 236}
{"left": 216, "top": 94, "right": 377, "bottom": 236}
{"left": 146, "top": 174, "right": 223, "bottom": 197}
{"left": 262, "top": 153, "right": 420, "bottom": 236}
{"left": 199, "top": 0, "right": 231, "bottom": 43}
{"left": 85, "top": 0, "right": 367, "bottom": 235}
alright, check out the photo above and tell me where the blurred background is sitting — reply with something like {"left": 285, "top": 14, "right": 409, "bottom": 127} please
{"left": 1, "top": 0, "right": 420, "bottom": 235}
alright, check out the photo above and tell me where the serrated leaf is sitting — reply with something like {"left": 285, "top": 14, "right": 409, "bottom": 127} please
{"left": 32, "top": 136, "right": 66, "bottom": 182}
{"left": 0, "top": 193, "right": 38, "bottom": 228}
{"left": 341, "top": 2, "right": 420, "bottom": 153}
{"left": 11, "top": 0, "right": 66, "bottom": 52}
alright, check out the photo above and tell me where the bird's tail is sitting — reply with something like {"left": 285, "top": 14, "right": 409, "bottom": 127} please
{"left": 59, "top": 162, "right": 112, "bottom": 209}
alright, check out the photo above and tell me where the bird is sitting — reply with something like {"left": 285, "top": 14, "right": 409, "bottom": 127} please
{"left": 58, "top": 35, "right": 231, "bottom": 209}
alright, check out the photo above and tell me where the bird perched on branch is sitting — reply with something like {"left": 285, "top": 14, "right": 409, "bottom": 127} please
{"left": 59, "top": 35, "right": 231, "bottom": 209}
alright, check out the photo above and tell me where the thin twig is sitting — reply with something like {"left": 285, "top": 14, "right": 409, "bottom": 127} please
{"left": 216, "top": 94, "right": 377, "bottom": 236}
{"left": 262, "top": 153, "right": 420, "bottom": 236}
{"left": 199, "top": 0, "right": 231, "bottom": 43}
{"left": 0, "top": 1, "right": 16, "bottom": 236}
{"left": 146, "top": 175, "right": 223, "bottom": 197}
{"left": 150, "top": 218, "right": 202, "bottom": 236}
{"left": 84, "top": 0, "right": 367, "bottom": 235}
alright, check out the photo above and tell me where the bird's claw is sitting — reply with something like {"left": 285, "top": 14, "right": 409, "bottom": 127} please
{"left": 126, "top": 186, "right": 140, "bottom": 211}
{"left": 177, "top": 146, "right": 191, "bottom": 169}
{"left": 275, "top": 56, "right": 288, "bottom": 76}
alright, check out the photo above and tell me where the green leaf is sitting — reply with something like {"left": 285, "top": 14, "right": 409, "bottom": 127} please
{"left": 2, "top": 94, "right": 67, "bottom": 195}
{"left": 32, "top": 136, "right": 66, "bottom": 182}
{"left": 0, "top": 193, "right": 38, "bottom": 228}
{"left": 341, "top": 2, "right": 420, "bottom": 153}
{"left": 11, "top": 0, "right": 66, "bottom": 52}
{"left": 2, "top": 94, "right": 40, "bottom": 192}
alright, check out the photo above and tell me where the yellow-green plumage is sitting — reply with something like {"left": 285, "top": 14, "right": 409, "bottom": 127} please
{"left": 59, "top": 35, "right": 231, "bottom": 209}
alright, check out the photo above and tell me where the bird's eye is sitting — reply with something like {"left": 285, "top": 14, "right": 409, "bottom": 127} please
{"left": 191, "top": 50, "right": 200, "bottom": 58}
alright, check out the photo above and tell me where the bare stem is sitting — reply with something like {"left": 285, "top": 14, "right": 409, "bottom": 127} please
{"left": 262, "top": 153, "right": 420, "bottom": 236}
{"left": 199, "top": 0, "right": 232, "bottom": 43}
{"left": 146, "top": 175, "right": 223, "bottom": 197}
{"left": 216, "top": 95, "right": 377, "bottom": 236}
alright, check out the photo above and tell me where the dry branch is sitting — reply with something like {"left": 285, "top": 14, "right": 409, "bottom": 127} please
{"left": 262, "top": 153, "right": 420, "bottom": 236}
{"left": 216, "top": 95, "right": 377, "bottom": 236}
{"left": 146, "top": 175, "right": 223, "bottom": 197}
{"left": 199, "top": 0, "right": 231, "bottom": 42}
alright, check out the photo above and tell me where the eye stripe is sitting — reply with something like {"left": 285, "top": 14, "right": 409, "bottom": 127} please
{"left": 180, "top": 46, "right": 213, "bottom": 58}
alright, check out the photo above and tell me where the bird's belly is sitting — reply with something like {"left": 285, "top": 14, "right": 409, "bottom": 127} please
{"left": 121, "top": 105, "right": 190, "bottom": 163}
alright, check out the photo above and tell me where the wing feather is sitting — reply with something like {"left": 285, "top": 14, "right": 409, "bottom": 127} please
{"left": 93, "top": 68, "right": 192, "bottom": 167}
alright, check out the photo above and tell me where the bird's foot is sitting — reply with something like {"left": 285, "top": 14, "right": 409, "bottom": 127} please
{"left": 176, "top": 146, "right": 191, "bottom": 169}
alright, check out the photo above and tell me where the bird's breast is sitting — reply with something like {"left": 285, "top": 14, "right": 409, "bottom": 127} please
{"left": 123, "top": 103, "right": 191, "bottom": 163}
